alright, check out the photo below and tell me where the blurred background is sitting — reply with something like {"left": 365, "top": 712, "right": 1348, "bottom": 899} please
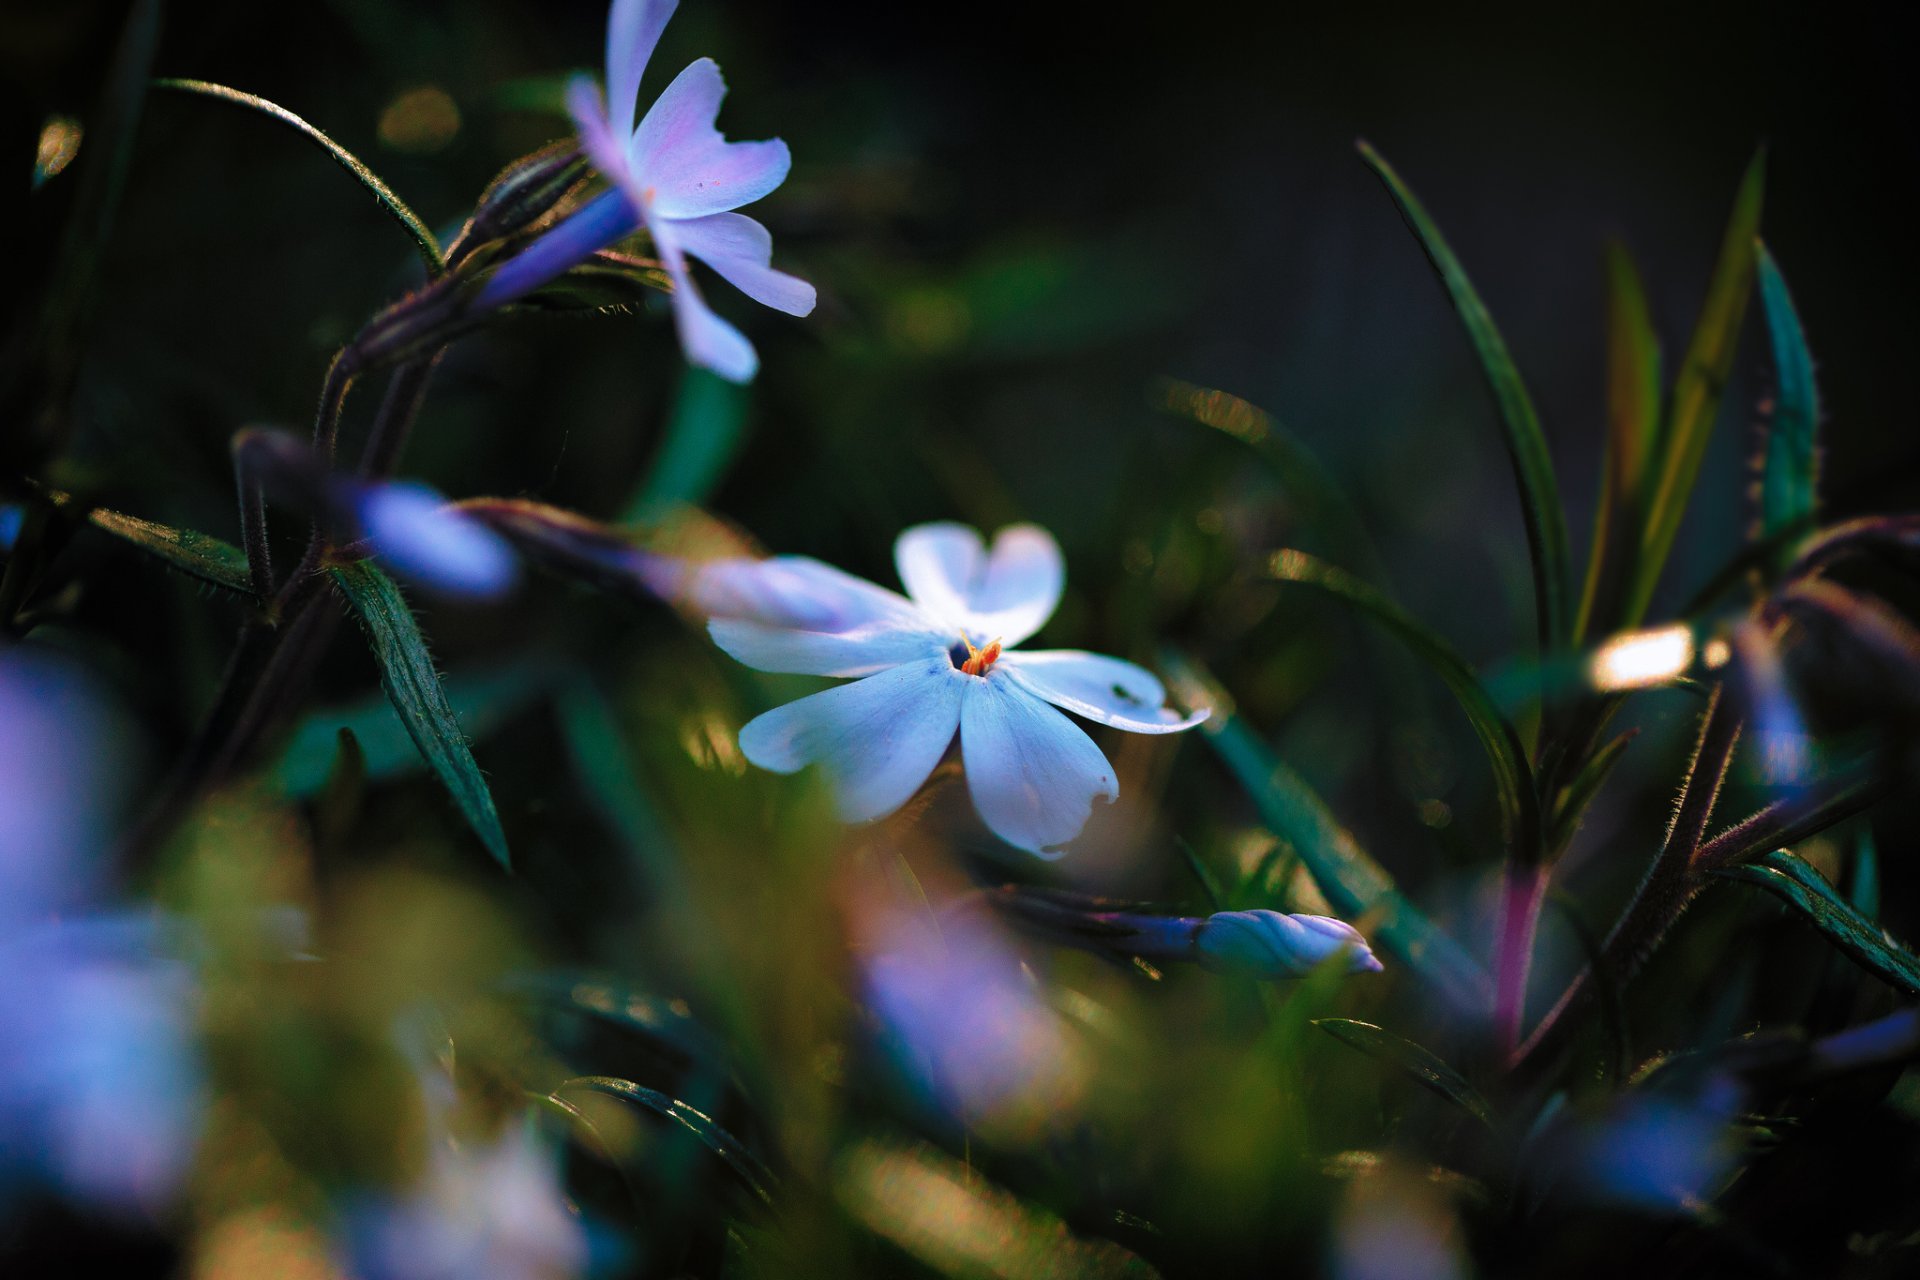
{"left": 6, "top": 0, "right": 1920, "bottom": 1275}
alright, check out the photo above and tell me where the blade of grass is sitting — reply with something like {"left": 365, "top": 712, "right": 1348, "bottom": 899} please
{"left": 1752, "top": 240, "right": 1820, "bottom": 549}
{"left": 1624, "top": 149, "right": 1766, "bottom": 625}
{"left": 155, "top": 78, "right": 445, "bottom": 277}
{"left": 1715, "top": 850, "right": 1920, "bottom": 998}
{"left": 1358, "top": 141, "right": 1571, "bottom": 658}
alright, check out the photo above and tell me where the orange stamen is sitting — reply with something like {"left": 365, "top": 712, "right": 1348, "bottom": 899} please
{"left": 959, "top": 632, "right": 1003, "bottom": 676}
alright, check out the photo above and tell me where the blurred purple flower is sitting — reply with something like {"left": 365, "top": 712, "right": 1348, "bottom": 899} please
{"left": 708, "top": 522, "right": 1208, "bottom": 856}
{"left": 355, "top": 481, "right": 520, "bottom": 600}
{"left": 857, "top": 895, "right": 1080, "bottom": 1123}
{"left": 477, "top": 0, "right": 814, "bottom": 382}
{"left": 1560, "top": 1079, "right": 1744, "bottom": 1213}
{"left": 1193, "top": 910, "right": 1384, "bottom": 978}
{"left": 1, "top": 649, "right": 124, "bottom": 912}
{"left": 345, "top": 1119, "right": 590, "bottom": 1280}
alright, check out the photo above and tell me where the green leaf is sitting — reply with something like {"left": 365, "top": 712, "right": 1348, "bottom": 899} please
{"left": 326, "top": 560, "right": 509, "bottom": 867}
{"left": 1268, "top": 549, "right": 1542, "bottom": 863}
{"left": 1313, "top": 1018, "right": 1494, "bottom": 1125}
{"left": 1626, "top": 149, "right": 1766, "bottom": 625}
{"left": 1358, "top": 141, "right": 1571, "bottom": 657}
{"left": 623, "top": 366, "right": 751, "bottom": 522}
{"left": 1547, "top": 727, "right": 1636, "bottom": 854}
{"left": 86, "top": 506, "right": 255, "bottom": 597}
{"left": 1753, "top": 241, "right": 1820, "bottom": 546}
{"left": 1576, "top": 243, "right": 1663, "bottom": 643}
{"left": 154, "top": 79, "right": 445, "bottom": 276}
{"left": 1164, "top": 653, "right": 1490, "bottom": 1012}
{"left": 1715, "top": 849, "right": 1920, "bottom": 997}
{"left": 561, "top": 1075, "right": 776, "bottom": 1207}
{"left": 269, "top": 661, "right": 550, "bottom": 797}
{"left": 554, "top": 677, "right": 686, "bottom": 900}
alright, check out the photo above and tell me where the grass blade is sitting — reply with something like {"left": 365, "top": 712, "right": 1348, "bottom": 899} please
{"left": 562, "top": 1075, "right": 776, "bottom": 1207}
{"left": 1358, "top": 141, "right": 1571, "bottom": 657}
{"left": 1165, "top": 651, "right": 1491, "bottom": 1012}
{"left": 328, "top": 560, "right": 508, "bottom": 866}
{"left": 1625, "top": 149, "right": 1766, "bottom": 624}
{"left": 84, "top": 505, "right": 255, "bottom": 597}
{"left": 1715, "top": 849, "right": 1920, "bottom": 997}
{"left": 1752, "top": 241, "right": 1820, "bottom": 547}
{"left": 623, "top": 367, "right": 752, "bottom": 522}
{"left": 155, "top": 78, "right": 445, "bottom": 277}
{"left": 1575, "top": 243, "right": 1663, "bottom": 643}
{"left": 1313, "top": 1018, "right": 1494, "bottom": 1125}
{"left": 1269, "top": 549, "right": 1541, "bottom": 863}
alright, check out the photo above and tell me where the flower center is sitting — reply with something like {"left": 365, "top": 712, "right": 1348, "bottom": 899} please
{"left": 951, "top": 631, "right": 1003, "bottom": 677}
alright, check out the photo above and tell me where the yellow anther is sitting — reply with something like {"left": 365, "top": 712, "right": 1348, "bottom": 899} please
{"left": 958, "top": 631, "right": 1003, "bottom": 677}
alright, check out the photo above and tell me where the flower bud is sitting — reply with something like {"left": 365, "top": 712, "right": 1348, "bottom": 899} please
{"left": 1193, "top": 910, "right": 1383, "bottom": 979}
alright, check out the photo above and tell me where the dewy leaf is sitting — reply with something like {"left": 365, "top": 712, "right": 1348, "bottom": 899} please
{"left": 623, "top": 367, "right": 752, "bottom": 522}
{"left": 327, "top": 560, "right": 509, "bottom": 867}
{"left": 1269, "top": 549, "right": 1542, "bottom": 864}
{"left": 86, "top": 507, "right": 255, "bottom": 597}
{"left": 1753, "top": 241, "right": 1821, "bottom": 547}
{"left": 1166, "top": 652, "right": 1490, "bottom": 1012}
{"left": 1626, "top": 149, "right": 1766, "bottom": 625}
{"left": 153, "top": 79, "right": 445, "bottom": 277}
{"left": 1313, "top": 1018, "right": 1495, "bottom": 1125}
{"left": 1358, "top": 141, "right": 1571, "bottom": 658}
{"left": 1715, "top": 849, "right": 1920, "bottom": 998}
{"left": 1575, "top": 243, "right": 1663, "bottom": 643}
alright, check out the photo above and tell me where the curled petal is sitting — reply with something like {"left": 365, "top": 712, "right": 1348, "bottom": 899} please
{"left": 653, "top": 222, "right": 759, "bottom": 382}
{"left": 959, "top": 676, "right": 1116, "bottom": 857}
{"left": 710, "top": 618, "right": 946, "bottom": 678}
{"left": 894, "top": 522, "right": 1064, "bottom": 646}
{"left": 670, "top": 211, "right": 816, "bottom": 316}
{"left": 605, "top": 0, "right": 678, "bottom": 139}
{"left": 738, "top": 659, "right": 965, "bottom": 822}
{"left": 1194, "top": 911, "right": 1383, "bottom": 978}
{"left": 999, "top": 649, "right": 1207, "bottom": 735}
{"left": 630, "top": 59, "right": 792, "bottom": 220}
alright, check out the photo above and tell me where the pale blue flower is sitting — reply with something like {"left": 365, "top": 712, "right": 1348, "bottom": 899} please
{"left": 477, "top": 0, "right": 814, "bottom": 382}
{"left": 707, "top": 522, "right": 1208, "bottom": 856}
{"left": 355, "top": 481, "right": 520, "bottom": 600}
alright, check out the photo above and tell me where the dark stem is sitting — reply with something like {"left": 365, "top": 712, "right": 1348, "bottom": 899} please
{"left": 234, "top": 441, "right": 274, "bottom": 603}
{"left": 1509, "top": 684, "right": 1742, "bottom": 1073}
{"left": 359, "top": 351, "right": 445, "bottom": 479}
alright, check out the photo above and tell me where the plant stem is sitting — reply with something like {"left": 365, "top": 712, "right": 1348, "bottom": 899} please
{"left": 1510, "top": 684, "right": 1741, "bottom": 1073}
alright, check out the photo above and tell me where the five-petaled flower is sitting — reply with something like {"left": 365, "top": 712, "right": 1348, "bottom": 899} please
{"left": 706, "top": 522, "right": 1208, "bottom": 856}
{"left": 476, "top": 0, "right": 814, "bottom": 382}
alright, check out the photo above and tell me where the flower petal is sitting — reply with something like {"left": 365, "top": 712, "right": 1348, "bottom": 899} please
{"left": 651, "top": 218, "right": 759, "bottom": 382}
{"left": 356, "top": 482, "right": 519, "bottom": 600}
{"left": 710, "top": 618, "right": 946, "bottom": 678}
{"left": 605, "top": 0, "right": 678, "bottom": 139}
{"left": 629, "top": 58, "right": 792, "bottom": 219}
{"left": 894, "top": 523, "right": 1064, "bottom": 646}
{"left": 567, "top": 77, "right": 637, "bottom": 193}
{"left": 687, "top": 555, "right": 926, "bottom": 631}
{"left": 738, "top": 659, "right": 966, "bottom": 822}
{"left": 999, "top": 650, "right": 1208, "bottom": 734}
{"left": 959, "top": 675, "right": 1117, "bottom": 857}
{"left": 669, "top": 212, "right": 816, "bottom": 316}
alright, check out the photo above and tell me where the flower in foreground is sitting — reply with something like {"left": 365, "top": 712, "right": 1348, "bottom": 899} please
{"left": 354, "top": 481, "right": 520, "bottom": 600}
{"left": 476, "top": 0, "right": 814, "bottom": 382}
{"left": 707, "top": 522, "right": 1208, "bottom": 855}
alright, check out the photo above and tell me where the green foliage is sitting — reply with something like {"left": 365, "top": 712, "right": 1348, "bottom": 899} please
{"left": 1753, "top": 242, "right": 1821, "bottom": 546}
{"left": 1312, "top": 1018, "right": 1494, "bottom": 1126}
{"left": 624, "top": 367, "right": 753, "bottom": 521}
{"left": 1358, "top": 141, "right": 1571, "bottom": 657}
{"left": 327, "top": 560, "right": 510, "bottom": 867}
{"left": 1715, "top": 849, "right": 1920, "bottom": 997}
{"left": 82, "top": 504, "right": 255, "bottom": 597}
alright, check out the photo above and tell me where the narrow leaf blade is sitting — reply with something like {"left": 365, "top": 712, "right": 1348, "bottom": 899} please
{"left": 327, "top": 560, "right": 509, "bottom": 866}
{"left": 1313, "top": 1018, "right": 1494, "bottom": 1125}
{"left": 1715, "top": 849, "right": 1920, "bottom": 997}
{"left": 87, "top": 507, "right": 255, "bottom": 597}
{"left": 624, "top": 366, "right": 751, "bottom": 522}
{"left": 1627, "top": 149, "right": 1766, "bottom": 624}
{"left": 1358, "top": 141, "right": 1571, "bottom": 656}
{"left": 1753, "top": 241, "right": 1820, "bottom": 545}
